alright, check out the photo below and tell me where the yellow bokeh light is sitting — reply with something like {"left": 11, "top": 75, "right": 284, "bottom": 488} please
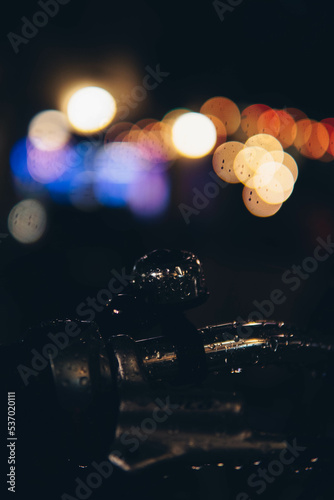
{"left": 252, "top": 161, "right": 280, "bottom": 189}
{"left": 268, "top": 150, "right": 299, "bottom": 182}
{"left": 245, "top": 134, "right": 283, "bottom": 153}
{"left": 255, "top": 163, "right": 294, "bottom": 204}
{"left": 212, "top": 141, "right": 244, "bottom": 183}
{"left": 163, "top": 108, "right": 190, "bottom": 127}
{"left": 242, "top": 186, "right": 282, "bottom": 217}
{"left": 261, "top": 149, "right": 284, "bottom": 165}
{"left": 171, "top": 112, "right": 217, "bottom": 158}
{"left": 8, "top": 199, "right": 47, "bottom": 244}
{"left": 28, "top": 110, "right": 70, "bottom": 151}
{"left": 233, "top": 146, "right": 273, "bottom": 186}
{"left": 67, "top": 86, "right": 116, "bottom": 134}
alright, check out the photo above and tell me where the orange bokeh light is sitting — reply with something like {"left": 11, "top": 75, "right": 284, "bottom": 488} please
{"left": 294, "top": 118, "right": 313, "bottom": 153}
{"left": 138, "top": 121, "right": 177, "bottom": 163}
{"left": 241, "top": 104, "right": 271, "bottom": 138}
{"left": 321, "top": 119, "right": 334, "bottom": 160}
{"left": 257, "top": 108, "right": 280, "bottom": 137}
{"left": 136, "top": 118, "right": 158, "bottom": 129}
{"left": 275, "top": 109, "right": 297, "bottom": 148}
{"left": 200, "top": 97, "right": 240, "bottom": 135}
{"left": 295, "top": 120, "right": 329, "bottom": 159}
{"left": 104, "top": 122, "right": 135, "bottom": 145}
{"left": 285, "top": 108, "right": 308, "bottom": 123}
{"left": 117, "top": 124, "right": 140, "bottom": 142}
{"left": 204, "top": 114, "right": 227, "bottom": 148}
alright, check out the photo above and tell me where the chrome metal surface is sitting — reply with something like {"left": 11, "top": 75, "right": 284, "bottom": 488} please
{"left": 132, "top": 249, "right": 208, "bottom": 306}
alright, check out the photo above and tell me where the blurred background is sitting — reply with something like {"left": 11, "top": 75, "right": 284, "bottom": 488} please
{"left": 1, "top": 0, "right": 334, "bottom": 498}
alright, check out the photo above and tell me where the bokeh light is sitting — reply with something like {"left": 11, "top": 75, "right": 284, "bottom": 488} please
{"left": 269, "top": 151, "right": 299, "bottom": 182}
{"left": 245, "top": 133, "right": 283, "bottom": 153}
{"left": 212, "top": 141, "right": 244, "bottom": 183}
{"left": 200, "top": 97, "right": 240, "bottom": 135}
{"left": 28, "top": 110, "right": 70, "bottom": 151}
{"left": 27, "top": 141, "right": 75, "bottom": 184}
{"left": 172, "top": 112, "right": 217, "bottom": 158}
{"left": 10, "top": 138, "right": 45, "bottom": 195}
{"left": 104, "top": 121, "right": 135, "bottom": 146}
{"left": 204, "top": 114, "right": 227, "bottom": 149}
{"left": 137, "top": 121, "right": 177, "bottom": 163}
{"left": 285, "top": 107, "right": 308, "bottom": 123}
{"left": 255, "top": 163, "right": 294, "bottom": 204}
{"left": 136, "top": 118, "right": 158, "bottom": 129}
{"left": 320, "top": 118, "right": 334, "bottom": 160}
{"left": 67, "top": 86, "right": 116, "bottom": 134}
{"left": 275, "top": 109, "right": 297, "bottom": 148}
{"left": 162, "top": 108, "right": 189, "bottom": 127}
{"left": 257, "top": 108, "right": 280, "bottom": 137}
{"left": 8, "top": 199, "right": 47, "bottom": 244}
{"left": 242, "top": 186, "right": 282, "bottom": 217}
{"left": 119, "top": 124, "right": 141, "bottom": 143}
{"left": 241, "top": 104, "right": 271, "bottom": 138}
{"left": 211, "top": 131, "right": 300, "bottom": 215}
{"left": 46, "top": 142, "right": 92, "bottom": 204}
{"left": 233, "top": 146, "right": 273, "bottom": 187}
{"left": 94, "top": 142, "right": 149, "bottom": 206}
{"left": 128, "top": 169, "right": 170, "bottom": 218}
{"left": 294, "top": 118, "right": 313, "bottom": 153}
{"left": 299, "top": 121, "right": 329, "bottom": 159}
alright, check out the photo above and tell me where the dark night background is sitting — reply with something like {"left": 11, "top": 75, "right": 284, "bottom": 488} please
{"left": 1, "top": 0, "right": 334, "bottom": 499}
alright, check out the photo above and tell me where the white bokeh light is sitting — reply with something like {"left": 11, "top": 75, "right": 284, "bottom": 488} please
{"left": 172, "top": 112, "right": 217, "bottom": 158}
{"left": 8, "top": 199, "right": 47, "bottom": 244}
{"left": 67, "top": 87, "right": 117, "bottom": 134}
{"left": 28, "top": 110, "right": 70, "bottom": 151}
